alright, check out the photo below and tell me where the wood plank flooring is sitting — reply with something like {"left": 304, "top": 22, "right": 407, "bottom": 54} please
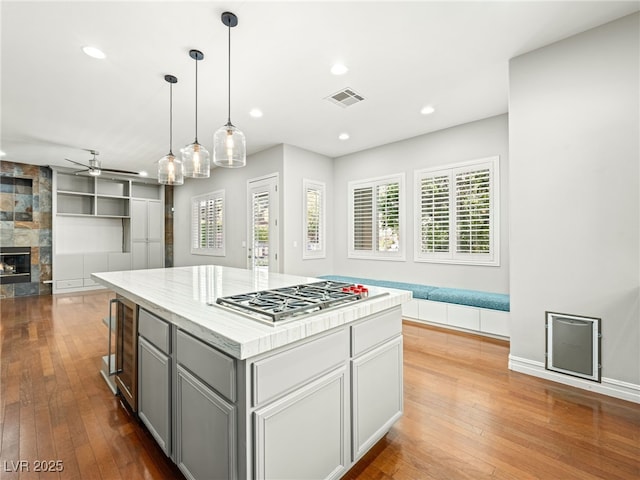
{"left": 1, "top": 291, "right": 639, "bottom": 479}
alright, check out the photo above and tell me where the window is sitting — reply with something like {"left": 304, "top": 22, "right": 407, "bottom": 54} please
{"left": 191, "top": 190, "right": 225, "bottom": 256}
{"left": 415, "top": 156, "right": 499, "bottom": 265}
{"left": 303, "top": 180, "right": 326, "bottom": 259}
{"left": 348, "top": 173, "right": 405, "bottom": 260}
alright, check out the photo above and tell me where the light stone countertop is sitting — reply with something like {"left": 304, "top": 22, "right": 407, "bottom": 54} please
{"left": 92, "top": 265, "right": 412, "bottom": 360}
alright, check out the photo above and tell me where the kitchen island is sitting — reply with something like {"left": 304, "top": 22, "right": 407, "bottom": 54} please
{"left": 93, "top": 265, "right": 411, "bottom": 480}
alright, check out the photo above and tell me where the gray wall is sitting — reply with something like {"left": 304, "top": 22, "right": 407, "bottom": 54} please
{"left": 331, "top": 114, "right": 510, "bottom": 293}
{"left": 281, "top": 144, "right": 334, "bottom": 277}
{"left": 509, "top": 13, "right": 639, "bottom": 385}
{"left": 173, "top": 145, "right": 283, "bottom": 268}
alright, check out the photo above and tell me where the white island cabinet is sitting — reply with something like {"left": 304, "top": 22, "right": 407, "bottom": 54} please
{"left": 92, "top": 266, "right": 411, "bottom": 480}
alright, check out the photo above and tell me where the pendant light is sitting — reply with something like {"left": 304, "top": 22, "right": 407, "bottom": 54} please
{"left": 158, "top": 74, "right": 184, "bottom": 185}
{"left": 183, "top": 49, "right": 210, "bottom": 178}
{"left": 213, "top": 11, "right": 246, "bottom": 168}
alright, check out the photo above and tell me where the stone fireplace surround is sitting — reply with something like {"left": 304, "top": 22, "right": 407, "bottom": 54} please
{"left": 0, "top": 160, "right": 52, "bottom": 298}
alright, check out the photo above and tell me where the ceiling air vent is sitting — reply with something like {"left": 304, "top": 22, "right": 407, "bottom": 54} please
{"left": 325, "top": 87, "right": 365, "bottom": 108}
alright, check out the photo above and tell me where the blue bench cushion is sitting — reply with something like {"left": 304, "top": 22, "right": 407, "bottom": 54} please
{"left": 318, "top": 275, "right": 510, "bottom": 312}
{"left": 428, "top": 288, "right": 510, "bottom": 312}
{"left": 318, "top": 275, "right": 437, "bottom": 300}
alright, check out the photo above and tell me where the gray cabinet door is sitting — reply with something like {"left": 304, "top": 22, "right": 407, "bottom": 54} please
{"left": 130, "top": 199, "right": 148, "bottom": 241}
{"left": 131, "top": 241, "right": 147, "bottom": 270}
{"left": 253, "top": 366, "right": 348, "bottom": 480}
{"left": 147, "top": 200, "right": 163, "bottom": 242}
{"left": 351, "top": 336, "right": 403, "bottom": 460}
{"left": 147, "top": 241, "right": 163, "bottom": 269}
{"left": 138, "top": 336, "right": 171, "bottom": 455}
{"left": 176, "top": 365, "right": 236, "bottom": 480}
{"left": 131, "top": 199, "right": 164, "bottom": 269}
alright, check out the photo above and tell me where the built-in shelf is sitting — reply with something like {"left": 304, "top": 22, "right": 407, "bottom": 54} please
{"left": 52, "top": 168, "right": 164, "bottom": 294}
{"left": 57, "top": 190, "right": 94, "bottom": 196}
{"left": 57, "top": 174, "right": 94, "bottom": 194}
{"left": 56, "top": 173, "right": 133, "bottom": 217}
{"left": 97, "top": 178, "right": 130, "bottom": 197}
{"left": 96, "top": 196, "right": 129, "bottom": 217}
{"left": 57, "top": 192, "right": 95, "bottom": 215}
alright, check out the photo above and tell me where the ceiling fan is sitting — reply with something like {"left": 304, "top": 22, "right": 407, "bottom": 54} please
{"left": 65, "top": 150, "right": 141, "bottom": 176}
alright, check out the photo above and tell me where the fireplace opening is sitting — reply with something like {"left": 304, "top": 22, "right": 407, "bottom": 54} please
{"left": 0, "top": 247, "right": 31, "bottom": 284}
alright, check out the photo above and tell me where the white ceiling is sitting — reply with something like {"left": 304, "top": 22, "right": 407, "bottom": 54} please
{"left": 2, "top": 1, "right": 638, "bottom": 177}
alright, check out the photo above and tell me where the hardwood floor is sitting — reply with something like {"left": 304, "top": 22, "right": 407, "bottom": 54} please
{"left": 0, "top": 291, "right": 183, "bottom": 480}
{"left": 1, "top": 291, "right": 639, "bottom": 480}
{"left": 345, "top": 321, "right": 640, "bottom": 480}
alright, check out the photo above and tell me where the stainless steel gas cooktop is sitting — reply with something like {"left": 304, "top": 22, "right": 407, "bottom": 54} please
{"left": 214, "top": 280, "right": 381, "bottom": 325}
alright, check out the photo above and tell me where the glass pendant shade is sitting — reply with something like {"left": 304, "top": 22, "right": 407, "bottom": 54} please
{"left": 158, "top": 74, "right": 182, "bottom": 185}
{"left": 215, "top": 12, "right": 246, "bottom": 169}
{"left": 158, "top": 152, "right": 184, "bottom": 185}
{"left": 213, "top": 122, "right": 246, "bottom": 168}
{"left": 183, "top": 142, "right": 210, "bottom": 177}
{"left": 183, "top": 49, "right": 210, "bottom": 178}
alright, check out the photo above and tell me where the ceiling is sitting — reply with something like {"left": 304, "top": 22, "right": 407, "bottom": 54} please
{"left": 2, "top": 1, "right": 638, "bottom": 177}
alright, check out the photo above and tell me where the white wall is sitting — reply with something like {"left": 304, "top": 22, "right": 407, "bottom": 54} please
{"left": 331, "top": 114, "right": 510, "bottom": 293}
{"left": 173, "top": 145, "right": 283, "bottom": 268}
{"left": 509, "top": 13, "right": 639, "bottom": 388}
{"left": 281, "top": 144, "right": 334, "bottom": 277}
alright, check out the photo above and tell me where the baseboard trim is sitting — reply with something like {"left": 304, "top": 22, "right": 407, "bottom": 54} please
{"left": 508, "top": 355, "right": 640, "bottom": 404}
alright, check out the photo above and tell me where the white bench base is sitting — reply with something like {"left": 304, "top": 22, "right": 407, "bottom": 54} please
{"left": 401, "top": 299, "right": 510, "bottom": 339}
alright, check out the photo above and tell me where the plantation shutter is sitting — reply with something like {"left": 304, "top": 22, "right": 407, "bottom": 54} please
{"left": 455, "top": 167, "right": 491, "bottom": 254}
{"left": 191, "top": 190, "right": 225, "bottom": 255}
{"left": 376, "top": 182, "right": 400, "bottom": 252}
{"left": 303, "top": 181, "right": 325, "bottom": 257}
{"left": 353, "top": 186, "right": 373, "bottom": 251}
{"left": 192, "top": 200, "right": 201, "bottom": 250}
{"left": 419, "top": 174, "right": 450, "bottom": 253}
{"left": 252, "top": 190, "right": 270, "bottom": 265}
{"left": 415, "top": 156, "right": 498, "bottom": 265}
{"left": 204, "top": 197, "right": 223, "bottom": 249}
{"left": 349, "top": 174, "right": 404, "bottom": 259}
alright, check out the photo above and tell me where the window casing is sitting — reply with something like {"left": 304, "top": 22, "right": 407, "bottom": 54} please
{"left": 348, "top": 173, "right": 405, "bottom": 260}
{"left": 191, "top": 190, "right": 225, "bottom": 256}
{"left": 415, "top": 156, "right": 499, "bottom": 265}
{"left": 302, "top": 179, "right": 326, "bottom": 259}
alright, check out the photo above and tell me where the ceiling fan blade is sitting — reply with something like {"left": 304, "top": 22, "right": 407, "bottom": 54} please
{"left": 102, "top": 167, "right": 144, "bottom": 176}
{"left": 65, "top": 158, "right": 90, "bottom": 168}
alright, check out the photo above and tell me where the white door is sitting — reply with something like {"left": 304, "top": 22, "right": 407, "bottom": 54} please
{"left": 247, "top": 175, "right": 279, "bottom": 272}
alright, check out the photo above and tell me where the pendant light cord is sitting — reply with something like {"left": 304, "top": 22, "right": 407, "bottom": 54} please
{"left": 169, "top": 81, "right": 173, "bottom": 155}
{"left": 227, "top": 23, "right": 231, "bottom": 125}
{"left": 194, "top": 56, "right": 199, "bottom": 143}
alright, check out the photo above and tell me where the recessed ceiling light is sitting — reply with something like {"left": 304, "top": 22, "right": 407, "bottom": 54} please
{"left": 139, "top": 171, "right": 148, "bottom": 177}
{"left": 249, "top": 108, "right": 263, "bottom": 118}
{"left": 82, "top": 46, "right": 106, "bottom": 59}
{"left": 421, "top": 105, "right": 435, "bottom": 115}
{"left": 0, "top": 150, "right": 6, "bottom": 157}
{"left": 331, "top": 63, "right": 348, "bottom": 75}
{"left": 338, "top": 133, "right": 350, "bottom": 141}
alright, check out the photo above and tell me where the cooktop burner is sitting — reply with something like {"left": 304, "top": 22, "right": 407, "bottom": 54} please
{"left": 214, "top": 280, "right": 380, "bottom": 325}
